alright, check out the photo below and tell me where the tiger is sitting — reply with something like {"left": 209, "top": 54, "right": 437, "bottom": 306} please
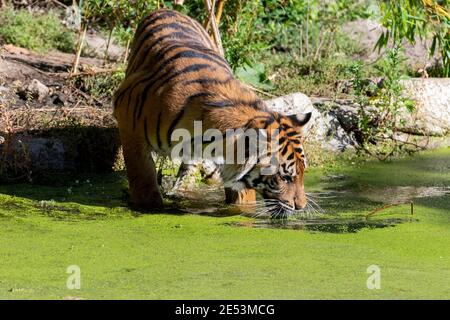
{"left": 113, "top": 8, "right": 312, "bottom": 217}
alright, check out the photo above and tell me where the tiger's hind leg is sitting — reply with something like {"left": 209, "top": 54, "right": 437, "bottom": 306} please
{"left": 119, "top": 128, "right": 163, "bottom": 211}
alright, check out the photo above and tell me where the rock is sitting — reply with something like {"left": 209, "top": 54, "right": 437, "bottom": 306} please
{"left": 265, "top": 92, "right": 320, "bottom": 134}
{"left": 319, "top": 111, "right": 359, "bottom": 152}
{"left": 0, "top": 85, "right": 9, "bottom": 103}
{"left": 0, "top": 85, "right": 9, "bottom": 94}
{"left": 342, "top": 19, "right": 440, "bottom": 71}
{"left": 265, "top": 92, "right": 314, "bottom": 114}
{"left": 63, "top": 4, "right": 81, "bottom": 31}
{"left": 401, "top": 78, "right": 450, "bottom": 136}
{"left": 84, "top": 33, "right": 125, "bottom": 61}
{"left": 25, "top": 136, "right": 66, "bottom": 171}
{"left": 265, "top": 93, "right": 358, "bottom": 151}
{"left": 0, "top": 126, "right": 120, "bottom": 181}
{"left": 19, "top": 79, "right": 50, "bottom": 102}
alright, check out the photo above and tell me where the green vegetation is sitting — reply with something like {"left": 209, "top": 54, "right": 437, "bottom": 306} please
{"left": 243, "top": 0, "right": 378, "bottom": 94}
{"left": 0, "top": 7, "right": 75, "bottom": 53}
{"left": 377, "top": 0, "right": 450, "bottom": 77}
{"left": 346, "top": 47, "right": 416, "bottom": 160}
{"left": 73, "top": 69, "right": 126, "bottom": 105}
{"left": 1, "top": 1, "right": 445, "bottom": 95}
{"left": 1, "top": 148, "right": 449, "bottom": 299}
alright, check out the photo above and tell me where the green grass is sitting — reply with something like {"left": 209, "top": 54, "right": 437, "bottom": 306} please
{"left": 0, "top": 7, "right": 75, "bottom": 53}
{"left": 0, "top": 148, "right": 449, "bottom": 299}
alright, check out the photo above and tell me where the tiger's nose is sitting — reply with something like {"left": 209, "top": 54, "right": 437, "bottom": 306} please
{"left": 294, "top": 196, "right": 307, "bottom": 210}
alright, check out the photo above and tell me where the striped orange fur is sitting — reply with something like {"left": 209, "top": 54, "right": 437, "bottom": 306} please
{"left": 113, "top": 9, "right": 312, "bottom": 217}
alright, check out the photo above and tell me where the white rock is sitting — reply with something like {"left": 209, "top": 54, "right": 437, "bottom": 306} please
{"left": 265, "top": 92, "right": 357, "bottom": 151}
{"left": 25, "top": 79, "right": 50, "bottom": 102}
{"left": 265, "top": 92, "right": 320, "bottom": 134}
{"left": 401, "top": 78, "right": 450, "bottom": 136}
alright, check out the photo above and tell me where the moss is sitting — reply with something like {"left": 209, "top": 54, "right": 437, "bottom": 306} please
{"left": 0, "top": 148, "right": 449, "bottom": 299}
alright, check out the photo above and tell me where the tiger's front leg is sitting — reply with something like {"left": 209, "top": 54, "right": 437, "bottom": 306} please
{"left": 119, "top": 129, "right": 163, "bottom": 211}
{"left": 225, "top": 188, "right": 257, "bottom": 214}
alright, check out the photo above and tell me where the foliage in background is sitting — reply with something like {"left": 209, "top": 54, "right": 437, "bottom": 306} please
{"left": 73, "top": 0, "right": 378, "bottom": 92}
{"left": 0, "top": 7, "right": 75, "bottom": 53}
{"left": 251, "top": 0, "right": 377, "bottom": 96}
{"left": 347, "top": 47, "right": 417, "bottom": 160}
{"left": 377, "top": 0, "right": 450, "bottom": 76}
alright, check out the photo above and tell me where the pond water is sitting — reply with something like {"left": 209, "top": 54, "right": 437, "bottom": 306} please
{"left": 163, "top": 150, "right": 450, "bottom": 233}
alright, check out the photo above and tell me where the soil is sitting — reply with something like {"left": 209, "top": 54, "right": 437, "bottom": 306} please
{"left": 0, "top": 44, "right": 117, "bottom": 131}
{"left": 0, "top": 44, "right": 119, "bottom": 180}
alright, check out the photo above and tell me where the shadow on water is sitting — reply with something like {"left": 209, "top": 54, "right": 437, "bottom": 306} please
{"left": 228, "top": 217, "right": 418, "bottom": 234}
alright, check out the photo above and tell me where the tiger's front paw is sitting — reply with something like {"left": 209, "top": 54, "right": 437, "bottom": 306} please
{"left": 130, "top": 191, "right": 164, "bottom": 213}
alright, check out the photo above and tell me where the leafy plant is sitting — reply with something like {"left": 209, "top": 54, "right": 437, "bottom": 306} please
{"left": 235, "top": 62, "right": 274, "bottom": 90}
{"left": 347, "top": 47, "right": 417, "bottom": 160}
{"left": 0, "top": 7, "right": 75, "bottom": 53}
{"left": 376, "top": 0, "right": 450, "bottom": 76}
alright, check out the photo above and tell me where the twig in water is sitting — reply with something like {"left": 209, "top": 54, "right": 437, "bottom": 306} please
{"left": 365, "top": 201, "right": 413, "bottom": 220}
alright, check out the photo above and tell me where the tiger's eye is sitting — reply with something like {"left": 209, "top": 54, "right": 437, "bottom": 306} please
{"left": 281, "top": 175, "right": 293, "bottom": 183}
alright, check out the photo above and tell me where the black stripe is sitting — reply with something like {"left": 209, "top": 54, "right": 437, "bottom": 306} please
{"left": 176, "top": 48, "right": 230, "bottom": 70}
{"left": 167, "top": 93, "right": 210, "bottom": 147}
{"left": 144, "top": 117, "right": 152, "bottom": 147}
{"left": 204, "top": 100, "right": 234, "bottom": 108}
{"left": 264, "top": 116, "right": 276, "bottom": 127}
{"left": 151, "top": 22, "right": 198, "bottom": 38}
{"left": 295, "top": 147, "right": 303, "bottom": 153}
{"left": 119, "top": 42, "right": 185, "bottom": 105}
{"left": 128, "top": 31, "right": 199, "bottom": 75}
{"left": 138, "top": 10, "right": 212, "bottom": 51}
{"left": 287, "top": 152, "right": 294, "bottom": 160}
{"left": 189, "top": 18, "right": 214, "bottom": 48}
{"left": 133, "top": 22, "right": 201, "bottom": 62}
{"left": 156, "top": 112, "right": 162, "bottom": 149}
{"left": 281, "top": 144, "right": 289, "bottom": 156}
{"left": 151, "top": 64, "right": 214, "bottom": 91}
{"left": 136, "top": 10, "right": 178, "bottom": 35}
{"left": 182, "top": 77, "right": 232, "bottom": 86}
{"left": 135, "top": 49, "right": 231, "bottom": 121}
{"left": 287, "top": 131, "right": 299, "bottom": 137}
{"left": 251, "top": 175, "right": 264, "bottom": 186}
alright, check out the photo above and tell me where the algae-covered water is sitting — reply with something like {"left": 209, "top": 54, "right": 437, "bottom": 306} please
{"left": 0, "top": 148, "right": 449, "bottom": 299}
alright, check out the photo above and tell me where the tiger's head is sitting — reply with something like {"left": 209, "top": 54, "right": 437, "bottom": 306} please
{"left": 224, "top": 111, "right": 312, "bottom": 218}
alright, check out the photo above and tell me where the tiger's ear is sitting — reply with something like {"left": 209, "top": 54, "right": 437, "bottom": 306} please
{"left": 288, "top": 112, "right": 312, "bottom": 127}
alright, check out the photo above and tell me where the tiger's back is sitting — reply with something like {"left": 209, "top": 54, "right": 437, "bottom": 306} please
{"left": 113, "top": 9, "right": 247, "bottom": 154}
{"left": 126, "top": 8, "right": 218, "bottom": 76}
